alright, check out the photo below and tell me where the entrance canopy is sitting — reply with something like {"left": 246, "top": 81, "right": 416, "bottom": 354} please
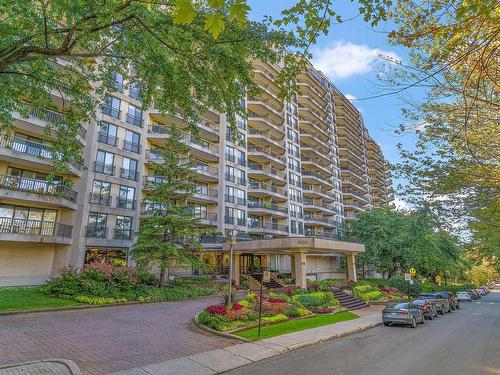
{"left": 222, "top": 236, "right": 364, "bottom": 256}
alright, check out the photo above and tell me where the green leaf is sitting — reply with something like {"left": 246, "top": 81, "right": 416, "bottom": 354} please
{"left": 208, "top": 0, "right": 225, "bottom": 8}
{"left": 204, "top": 13, "right": 225, "bottom": 38}
{"left": 173, "top": 0, "right": 196, "bottom": 25}
{"left": 228, "top": 1, "right": 251, "bottom": 24}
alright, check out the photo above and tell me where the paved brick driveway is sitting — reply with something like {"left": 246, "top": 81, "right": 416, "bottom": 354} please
{"left": 0, "top": 297, "right": 239, "bottom": 375}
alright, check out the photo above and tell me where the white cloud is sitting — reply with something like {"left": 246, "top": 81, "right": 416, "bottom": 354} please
{"left": 312, "top": 41, "right": 401, "bottom": 80}
{"left": 393, "top": 197, "right": 409, "bottom": 211}
{"left": 344, "top": 94, "right": 356, "bottom": 102}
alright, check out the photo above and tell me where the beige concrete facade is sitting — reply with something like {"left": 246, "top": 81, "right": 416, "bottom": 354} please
{"left": 0, "top": 57, "right": 391, "bottom": 286}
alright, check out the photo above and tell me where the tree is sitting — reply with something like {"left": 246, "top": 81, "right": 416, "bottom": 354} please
{"left": 466, "top": 263, "right": 499, "bottom": 287}
{"left": 131, "top": 125, "right": 205, "bottom": 287}
{"left": 344, "top": 208, "right": 463, "bottom": 280}
{"left": 378, "top": 0, "right": 499, "bottom": 268}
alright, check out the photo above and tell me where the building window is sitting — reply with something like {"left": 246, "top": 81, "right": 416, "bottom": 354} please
{"left": 85, "top": 248, "right": 128, "bottom": 266}
{"left": 95, "top": 150, "right": 115, "bottom": 175}
{"left": 129, "top": 82, "right": 142, "bottom": 100}
{"left": 103, "top": 96, "right": 121, "bottom": 118}
{"left": 126, "top": 104, "right": 143, "bottom": 127}
{"left": 87, "top": 212, "right": 108, "bottom": 238}
{"left": 98, "top": 122, "right": 118, "bottom": 147}
{"left": 123, "top": 130, "right": 141, "bottom": 153}
{"left": 115, "top": 215, "right": 132, "bottom": 240}
{"left": 118, "top": 186, "right": 136, "bottom": 209}
{"left": 91, "top": 180, "right": 111, "bottom": 206}
{"left": 225, "top": 165, "right": 235, "bottom": 182}
{"left": 120, "top": 157, "right": 138, "bottom": 181}
{"left": 225, "top": 186, "right": 235, "bottom": 203}
{"left": 111, "top": 72, "right": 124, "bottom": 92}
{"left": 0, "top": 204, "right": 57, "bottom": 236}
{"left": 225, "top": 145, "right": 235, "bottom": 162}
{"left": 236, "top": 169, "right": 246, "bottom": 186}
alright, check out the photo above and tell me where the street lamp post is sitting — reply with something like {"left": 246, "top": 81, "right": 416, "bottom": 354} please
{"left": 227, "top": 232, "right": 237, "bottom": 305}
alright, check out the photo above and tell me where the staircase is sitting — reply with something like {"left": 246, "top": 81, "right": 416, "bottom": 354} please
{"left": 248, "top": 273, "right": 285, "bottom": 291}
{"left": 330, "top": 286, "right": 369, "bottom": 311}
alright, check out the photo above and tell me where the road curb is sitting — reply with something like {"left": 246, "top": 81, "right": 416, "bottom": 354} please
{"left": 0, "top": 359, "right": 81, "bottom": 375}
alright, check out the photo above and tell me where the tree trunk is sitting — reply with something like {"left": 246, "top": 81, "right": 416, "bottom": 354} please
{"left": 159, "top": 267, "right": 166, "bottom": 288}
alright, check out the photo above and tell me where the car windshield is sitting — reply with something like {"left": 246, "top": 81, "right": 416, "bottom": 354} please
{"left": 392, "top": 303, "right": 408, "bottom": 309}
{"left": 420, "top": 294, "right": 436, "bottom": 298}
{"left": 412, "top": 300, "right": 425, "bottom": 305}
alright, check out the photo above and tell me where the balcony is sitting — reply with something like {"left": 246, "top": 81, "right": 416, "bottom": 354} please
{"left": 248, "top": 147, "right": 286, "bottom": 168}
{"left": 184, "top": 134, "right": 219, "bottom": 161}
{"left": 186, "top": 210, "right": 218, "bottom": 226}
{"left": 145, "top": 149, "right": 163, "bottom": 163}
{"left": 304, "top": 213, "right": 338, "bottom": 228}
{"left": 126, "top": 113, "right": 143, "bottom": 127}
{"left": 247, "top": 110, "right": 284, "bottom": 137}
{"left": 97, "top": 132, "right": 118, "bottom": 147}
{"left": 120, "top": 168, "right": 139, "bottom": 181}
{"left": 247, "top": 201, "right": 288, "bottom": 217}
{"left": 224, "top": 216, "right": 247, "bottom": 227}
{"left": 248, "top": 181, "right": 287, "bottom": 200}
{"left": 191, "top": 188, "right": 218, "bottom": 203}
{"left": 224, "top": 195, "right": 246, "bottom": 206}
{"left": 94, "top": 162, "right": 115, "bottom": 176}
{"left": 0, "top": 217, "right": 72, "bottom": 244}
{"left": 301, "top": 157, "right": 333, "bottom": 177}
{"left": 247, "top": 98, "right": 284, "bottom": 123}
{"left": 102, "top": 106, "right": 121, "bottom": 119}
{"left": 302, "top": 170, "right": 333, "bottom": 187}
{"left": 248, "top": 128, "right": 285, "bottom": 152}
{"left": 303, "top": 199, "right": 335, "bottom": 212}
{"left": 192, "top": 163, "right": 219, "bottom": 182}
{"left": 301, "top": 146, "right": 332, "bottom": 165}
{"left": 247, "top": 221, "right": 289, "bottom": 235}
{"left": 247, "top": 163, "right": 286, "bottom": 184}
{"left": 123, "top": 140, "right": 142, "bottom": 154}
{"left": 89, "top": 193, "right": 112, "bottom": 206}
{"left": 342, "top": 189, "right": 370, "bottom": 203}
{"left": 302, "top": 184, "right": 334, "bottom": 202}
{"left": 147, "top": 124, "right": 169, "bottom": 139}
{"left": 0, "top": 174, "right": 78, "bottom": 209}
{"left": 0, "top": 134, "right": 82, "bottom": 174}
{"left": 304, "top": 230, "right": 339, "bottom": 240}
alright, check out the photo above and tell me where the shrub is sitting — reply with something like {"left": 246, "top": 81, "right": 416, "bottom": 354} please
{"left": 136, "top": 269, "right": 159, "bottom": 286}
{"left": 262, "top": 314, "right": 288, "bottom": 324}
{"left": 198, "top": 310, "right": 229, "bottom": 331}
{"left": 357, "top": 290, "right": 383, "bottom": 301}
{"left": 73, "top": 295, "right": 127, "bottom": 304}
{"left": 310, "top": 307, "right": 334, "bottom": 313}
{"left": 388, "top": 275, "right": 422, "bottom": 296}
{"left": 206, "top": 305, "right": 227, "bottom": 315}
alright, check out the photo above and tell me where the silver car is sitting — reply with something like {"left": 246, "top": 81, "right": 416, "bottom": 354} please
{"left": 383, "top": 302, "right": 425, "bottom": 328}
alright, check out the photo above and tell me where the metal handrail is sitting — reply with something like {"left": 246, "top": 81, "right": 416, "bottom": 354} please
{"left": 0, "top": 174, "right": 77, "bottom": 202}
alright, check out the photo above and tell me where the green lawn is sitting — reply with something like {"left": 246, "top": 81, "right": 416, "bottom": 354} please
{"left": 0, "top": 287, "right": 82, "bottom": 312}
{"left": 235, "top": 311, "right": 359, "bottom": 341}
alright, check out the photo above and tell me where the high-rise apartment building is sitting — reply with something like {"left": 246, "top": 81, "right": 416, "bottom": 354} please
{"left": 0, "top": 58, "right": 392, "bottom": 286}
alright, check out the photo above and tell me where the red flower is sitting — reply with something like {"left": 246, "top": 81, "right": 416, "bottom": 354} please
{"left": 207, "top": 305, "right": 227, "bottom": 315}
{"left": 232, "top": 303, "right": 243, "bottom": 311}
{"left": 267, "top": 298, "right": 287, "bottom": 304}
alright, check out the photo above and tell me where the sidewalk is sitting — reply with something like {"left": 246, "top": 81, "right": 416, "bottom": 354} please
{"left": 0, "top": 359, "right": 80, "bottom": 375}
{"left": 109, "top": 313, "right": 382, "bottom": 375}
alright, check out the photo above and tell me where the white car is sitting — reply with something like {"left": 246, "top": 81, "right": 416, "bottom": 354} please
{"left": 456, "top": 292, "right": 472, "bottom": 301}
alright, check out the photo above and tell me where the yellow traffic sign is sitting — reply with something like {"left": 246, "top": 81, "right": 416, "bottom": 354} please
{"left": 409, "top": 268, "right": 416, "bottom": 277}
{"left": 435, "top": 275, "right": 442, "bottom": 284}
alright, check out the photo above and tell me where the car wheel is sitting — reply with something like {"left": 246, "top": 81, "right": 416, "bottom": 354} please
{"left": 438, "top": 307, "right": 444, "bottom": 315}
{"left": 456, "top": 303, "right": 460, "bottom": 309}
{"left": 410, "top": 317, "right": 417, "bottom": 328}
{"left": 384, "top": 322, "right": 389, "bottom": 326}
{"left": 420, "top": 316, "right": 425, "bottom": 324}
{"left": 429, "top": 313, "right": 434, "bottom": 320}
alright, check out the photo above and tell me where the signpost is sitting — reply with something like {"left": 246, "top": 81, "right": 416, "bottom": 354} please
{"left": 409, "top": 268, "right": 416, "bottom": 277}
{"left": 404, "top": 272, "right": 412, "bottom": 299}
{"left": 435, "top": 275, "right": 442, "bottom": 285}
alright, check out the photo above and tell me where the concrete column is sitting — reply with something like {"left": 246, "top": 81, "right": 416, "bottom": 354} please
{"left": 232, "top": 252, "right": 241, "bottom": 285}
{"left": 346, "top": 253, "right": 357, "bottom": 283}
{"left": 293, "top": 252, "right": 307, "bottom": 288}
{"left": 290, "top": 255, "right": 296, "bottom": 279}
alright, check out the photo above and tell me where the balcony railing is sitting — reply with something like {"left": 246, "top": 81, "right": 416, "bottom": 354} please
{"left": 123, "top": 140, "right": 141, "bottom": 154}
{"left": 89, "top": 193, "right": 112, "bottom": 206}
{"left": 247, "top": 163, "right": 286, "bottom": 180}
{"left": 302, "top": 170, "right": 331, "bottom": 183}
{"left": 0, "top": 217, "right": 72, "bottom": 238}
{"left": 194, "top": 188, "right": 218, "bottom": 199}
{"left": 94, "top": 162, "right": 115, "bottom": 176}
{"left": 185, "top": 210, "right": 217, "bottom": 223}
{"left": 248, "top": 221, "right": 288, "bottom": 233}
{"left": 126, "top": 113, "right": 143, "bottom": 127}
{"left": 224, "top": 194, "right": 246, "bottom": 205}
{"left": 114, "top": 228, "right": 132, "bottom": 240}
{"left": 97, "top": 132, "right": 118, "bottom": 147}
{"left": 117, "top": 198, "right": 137, "bottom": 209}
{"left": 193, "top": 163, "right": 218, "bottom": 176}
{"left": 224, "top": 216, "right": 246, "bottom": 226}
{"left": 86, "top": 226, "right": 108, "bottom": 239}
{"left": 185, "top": 134, "right": 218, "bottom": 153}
{"left": 303, "top": 199, "right": 335, "bottom": 211}
{"left": 248, "top": 201, "right": 288, "bottom": 214}
{"left": 304, "top": 213, "right": 338, "bottom": 226}
{"left": 304, "top": 230, "right": 339, "bottom": 240}
{"left": 148, "top": 124, "right": 169, "bottom": 135}
{"left": 0, "top": 174, "right": 77, "bottom": 202}
{"left": 120, "top": 168, "right": 139, "bottom": 181}
{"left": 248, "top": 181, "right": 287, "bottom": 196}
{"left": 102, "top": 106, "right": 121, "bottom": 119}
{"left": 248, "top": 147, "right": 285, "bottom": 163}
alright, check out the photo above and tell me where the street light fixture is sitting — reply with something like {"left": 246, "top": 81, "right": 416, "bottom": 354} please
{"left": 227, "top": 231, "right": 237, "bottom": 305}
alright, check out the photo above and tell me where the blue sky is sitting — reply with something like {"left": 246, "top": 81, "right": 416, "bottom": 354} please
{"left": 248, "top": 0, "right": 421, "bottom": 207}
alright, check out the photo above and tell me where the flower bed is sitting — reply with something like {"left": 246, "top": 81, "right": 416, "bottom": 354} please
{"left": 352, "top": 282, "right": 404, "bottom": 302}
{"left": 198, "top": 287, "right": 341, "bottom": 332}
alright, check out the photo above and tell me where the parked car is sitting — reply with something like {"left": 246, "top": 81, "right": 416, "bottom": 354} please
{"left": 383, "top": 302, "right": 425, "bottom": 328}
{"left": 466, "top": 289, "right": 480, "bottom": 299}
{"left": 419, "top": 293, "right": 451, "bottom": 314}
{"left": 412, "top": 299, "right": 438, "bottom": 320}
{"left": 438, "top": 291, "right": 460, "bottom": 310}
{"left": 477, "top": 288, "right": 486, "bottom": 296}
{"left": 456, "top": 291, "right": 472, "bottom": 302}
{"left": 480, "top": 286, "right": 489, "bottom": 294}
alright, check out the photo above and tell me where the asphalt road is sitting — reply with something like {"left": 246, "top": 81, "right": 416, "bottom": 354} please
{"left": 224, "top": 289, "right": 500, "bottom": 375}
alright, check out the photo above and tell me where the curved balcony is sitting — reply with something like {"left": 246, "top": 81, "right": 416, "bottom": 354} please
{"left": 247, "top": 98, "right": 284, "bottom": 124}
{"left": 302, "top": 170, "right": 333, "bottom": 188}
{"left": 301, "top": 146, "right": 332, "bottom": 165}
{"left": 248, "top": 147, "right": 286, "bottom": 169}
{"left": 301, "top": 157, "right": 334, "bottom": 177}
{"left": 302, "top": 184, "right": 335, "bottom": 202}
{"left": 248, "top": 128, "right": 285, "bottom": 153}
{"left": 247, "top": 201, "right": 288, "bottom": 218}
{"left": 247, "top": 221, "right": 289, "bottom": 236}
{"left": 304, "top": 230, "right": 339, "bottom": 240}
{"left": 0, "top": 174, "right": 78, "bottom": 209}
{"left": 247, "top": 110, "right": 285, "bottom": 138}
{"left": 303, "top": 198, "right": 336, "bottom": 213}
{"left": 248, "top": 181, "right": 287, "bottom": 201}
{"left": 0, "top": 217, "right": 72, "bottom": 244}
{"left": 247, "top": 163, "right": 286, "bottom": 185}
{"left": 303, "top": 213, "right": 339, "bottom": 228}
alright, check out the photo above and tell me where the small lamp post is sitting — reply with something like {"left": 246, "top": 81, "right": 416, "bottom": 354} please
{"left": 227, "top": 232, "right": 237, "bottom": 305}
